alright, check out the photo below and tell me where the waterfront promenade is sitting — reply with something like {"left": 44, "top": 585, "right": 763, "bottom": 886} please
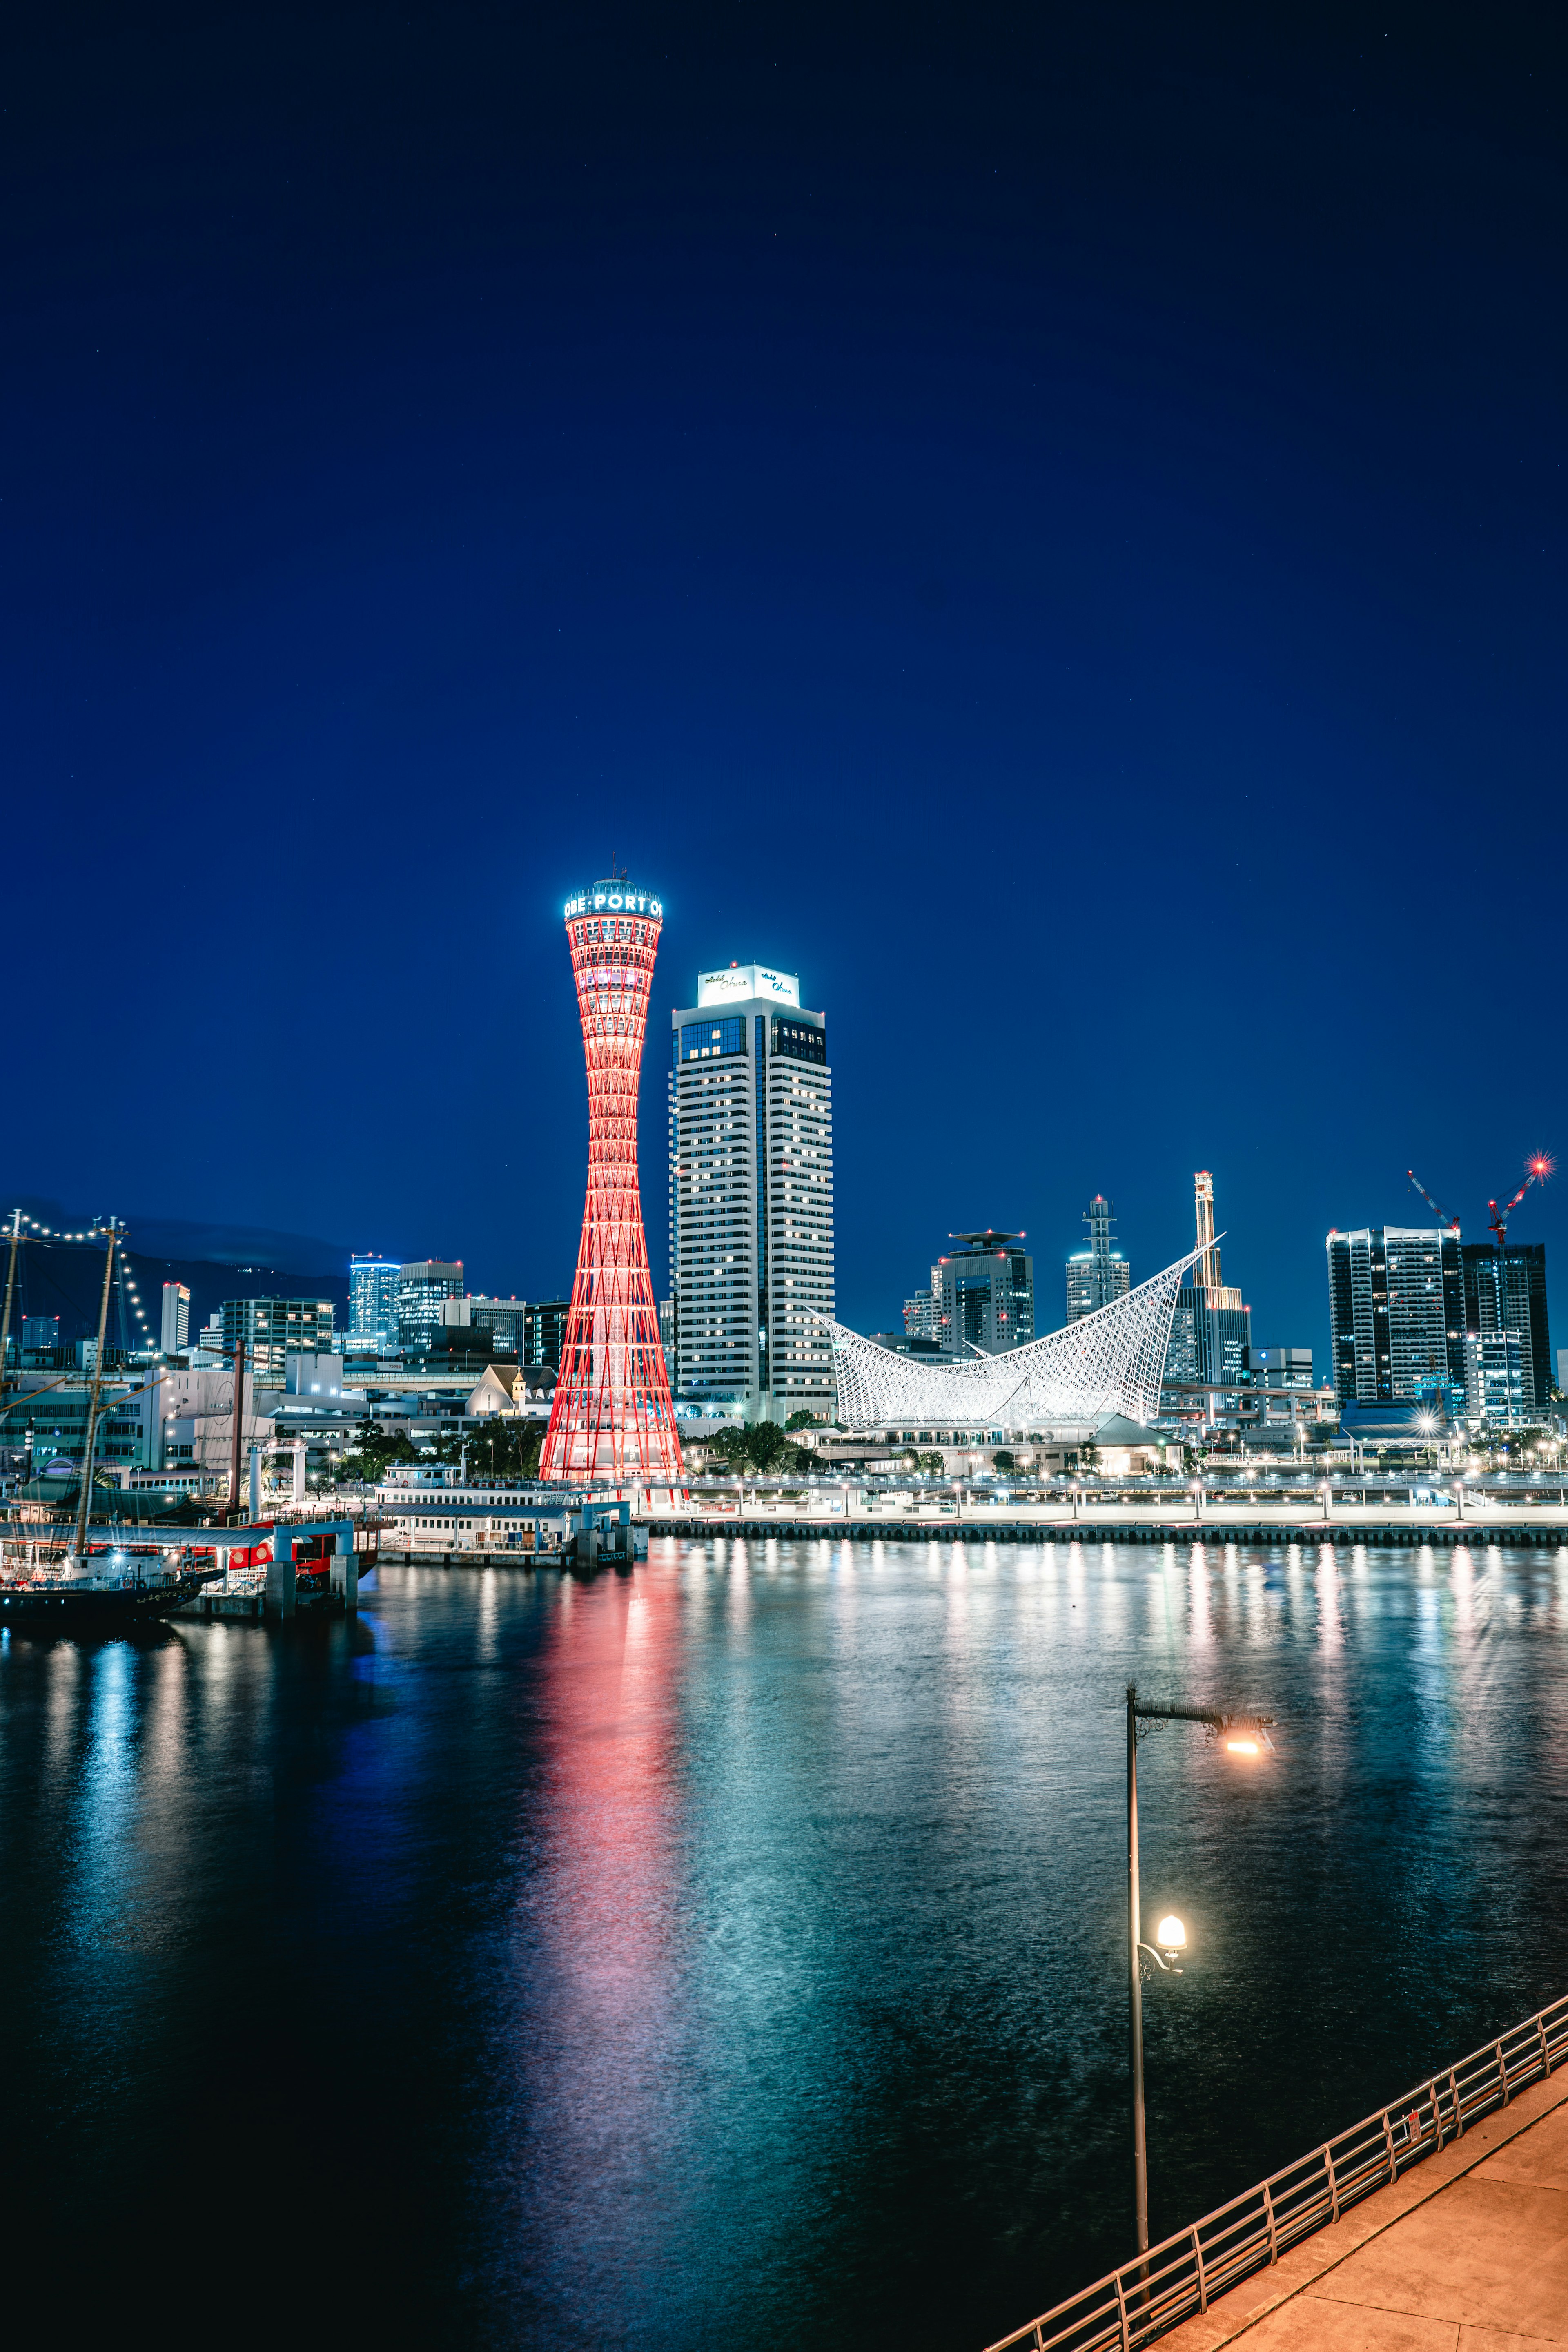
{"left": 645, "top": 1489, "right": 1568, "bottom": 1547}
{"left": 1158, "top": 2066, "right": 1568, "bottom": 2350}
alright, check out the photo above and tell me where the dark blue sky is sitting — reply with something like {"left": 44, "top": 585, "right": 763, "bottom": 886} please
{"left": 5, "top": 2, "right": 1565, "bottom": 1356}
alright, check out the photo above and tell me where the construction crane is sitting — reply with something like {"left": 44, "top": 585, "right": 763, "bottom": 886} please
{"left": 1406, "top": 1170, "right": 1461, "bottom": 1233}
{"left": 1487, "top": 1155, "right": 1552, "bottom": 1252}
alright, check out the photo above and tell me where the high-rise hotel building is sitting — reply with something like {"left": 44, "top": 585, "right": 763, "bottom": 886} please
{"left": 668, "top": 963, "right": 835, "bottom": 1421}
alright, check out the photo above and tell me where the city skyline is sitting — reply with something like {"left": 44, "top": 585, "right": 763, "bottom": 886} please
{"left": 5, "top": 1124, "right": 1561, "bottom": 1386}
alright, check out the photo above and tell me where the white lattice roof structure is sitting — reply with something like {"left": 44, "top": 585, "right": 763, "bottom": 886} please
{"left": 824, "top": 1244, "right": 1210, "bottom": 1431}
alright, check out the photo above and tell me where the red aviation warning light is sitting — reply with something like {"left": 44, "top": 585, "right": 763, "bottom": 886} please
{"left": 539, "top": 878, "right": 685, "bottom": 1500}
{"left": 1487, "top": 1153, "right": 1553, "bottom": 1253}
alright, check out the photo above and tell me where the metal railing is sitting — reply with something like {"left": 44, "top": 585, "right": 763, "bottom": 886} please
{"left": 985, "top": 1992, "right": 1568, "bottom": 2352}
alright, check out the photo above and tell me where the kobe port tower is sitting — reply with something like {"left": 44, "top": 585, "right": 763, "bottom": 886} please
{"left": 539, "top": 880, "right": 686, "bottom": 1500}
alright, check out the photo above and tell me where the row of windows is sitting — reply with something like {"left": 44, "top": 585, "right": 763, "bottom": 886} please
{"left": 679, "top": 1017, "right": 746, "bottom": 1061}
{"left": 399, "top": 1516, "right": 547, "bottom": 1529}
{"left": 773, "top": 1021, "right": 827, "bottom": 1064}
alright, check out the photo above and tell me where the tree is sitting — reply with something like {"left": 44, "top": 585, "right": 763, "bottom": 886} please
{"left": 785, "top": 1409, "right": 822, "bottom": 1431}
{"left": 708, "top": 1421, "right": 820, "bottom": 1476}
{"left": 1078, "top": 1441, "right": 1100, "bottom": 1473}
{"left": 432, "top": 1417, "right": 544, "bottom": 1479}
{"left": 340, "top": 1420, "right": 425, "bottom": 1484}
{"left": 918, "top": 1451, "right": 944, "bottom": 1474}
{"left": 993, "top": 1449, "right": 1016, "bottom": 1472}
{"left": 711, "top": 1421, "right": 788, "bottom": 1474}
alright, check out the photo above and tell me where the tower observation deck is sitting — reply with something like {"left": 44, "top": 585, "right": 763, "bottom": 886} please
{"left": 539, "top": 880, "right": 685, "bottom": 1497}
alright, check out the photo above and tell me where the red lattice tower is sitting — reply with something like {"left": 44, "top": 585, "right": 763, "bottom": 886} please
{"left": 540, "top": 879, "right": 685, "bottom": 1495}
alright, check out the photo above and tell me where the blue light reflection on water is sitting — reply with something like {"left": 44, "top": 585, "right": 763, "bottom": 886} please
{"left": 1, "top": 1538, "right": 1566, "bottom": 2351}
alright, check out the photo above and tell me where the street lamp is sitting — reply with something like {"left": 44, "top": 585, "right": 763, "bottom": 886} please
{"left": 1126, "top": 1683, "right": 1275, "bottom": 2255}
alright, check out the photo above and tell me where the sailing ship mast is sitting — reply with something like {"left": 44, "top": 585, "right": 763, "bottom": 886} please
{"left": 72, "top": 1222, "right": 120, "bottom": 1565}
{"left": 0, "top": 1209, "right": 20, "bottom": 1393}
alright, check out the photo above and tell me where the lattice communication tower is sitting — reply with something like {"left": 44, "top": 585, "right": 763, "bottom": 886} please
{"left": 539, "top": 879, "right": 686, "bottom": 1496}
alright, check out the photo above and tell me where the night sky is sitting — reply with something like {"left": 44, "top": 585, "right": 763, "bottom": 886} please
{"left": 5, "top": 4, "right": 1566, "bottom": 1357}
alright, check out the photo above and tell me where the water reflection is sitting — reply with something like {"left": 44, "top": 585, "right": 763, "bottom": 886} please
{"left": 2, "top": 1544, "right": 1566, "bottom": 2352}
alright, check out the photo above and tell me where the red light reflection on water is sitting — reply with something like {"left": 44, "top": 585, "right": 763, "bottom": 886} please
{"left": 513, "top": 1573, "right": 693, "bottom": 2264}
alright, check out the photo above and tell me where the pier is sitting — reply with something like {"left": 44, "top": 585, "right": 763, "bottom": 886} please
{"left": 646, "top": 1503, "right": 1568, "bottom": 1549}
{"left": 0, "top": 1515, "right": 370, "bottom": 1618}
{"left": 988, "top": 1995, "right": 1568, "bottom": 2352}
{"left": 1157, "top": 2063, "right": 1568, "bottom": 2347}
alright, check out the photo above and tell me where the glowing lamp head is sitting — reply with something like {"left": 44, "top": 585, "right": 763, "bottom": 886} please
{"left": 1156, "top": 1916, "right": 1187, "bottom": 1954}
{"left": 1226, "top": 1736, "right": 1261, "bottom": 1757}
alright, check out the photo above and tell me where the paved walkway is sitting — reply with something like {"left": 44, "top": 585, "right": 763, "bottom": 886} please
{"left": 1158, "top": 2069, "right": 1568, "bottom": 2350}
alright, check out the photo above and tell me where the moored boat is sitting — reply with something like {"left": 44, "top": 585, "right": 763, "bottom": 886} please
{"left": 0, "top": 1557, "right": 219, "bottom": 1630}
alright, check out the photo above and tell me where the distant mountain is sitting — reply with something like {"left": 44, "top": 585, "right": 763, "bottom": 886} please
{"left": 0, "top": 1199, "right": 354, "bottom": 1347}
{"left": 2, "top": 1235, "right": 350, "bottom": 1349}
{"left": 3, "top": 1197, "right": 353, "bottom": 1275}
{"left": 121, "top": 1212, "right": 354, "bottom": 1274}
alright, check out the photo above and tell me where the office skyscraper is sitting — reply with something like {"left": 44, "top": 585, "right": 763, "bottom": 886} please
{"left": 526, "top": 1299, "right": 570, "bottom": 1372}
{"left": 903, "top": 1266, "right": 942, "bottom": 1342}
{"left": 220, "top": 1296, "right": 335, "bottom": 1382}
{"left": 1065, "top": 1195, "right": 1130, "bottom": 1322}
{"left": 396, "top": 1260, "right": 464, "bottom": 1349}
{"left": 160, "top": 1282, "right": 189, "bottom": 1355}
{"left": 1325, "top": 1226, "right": 1466, "bottom": 1405}
{"left": 350, "top": 1254, "right": 401, "bottom": 1347}
{"left": 668, "top": 962, "right": 835, "bottom": 1420}
{"left": 938, "top": 1233, "right": 1034, "bottom": 1354}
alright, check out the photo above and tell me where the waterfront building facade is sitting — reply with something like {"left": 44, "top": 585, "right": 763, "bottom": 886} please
{"left": 541, "top": 879, "right": 683, "bottom": 1489}
{"left": 938, "top": 1232, "right": 1033, "bottom": 1355}
{"left": 668, "top": 963, "right": 835, "bottom": 1421}
{"left": 1065, "top": 1196, "right": 1130, "bottom": 1322}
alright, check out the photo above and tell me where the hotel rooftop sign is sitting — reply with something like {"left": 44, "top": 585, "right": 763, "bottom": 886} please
{"left": 696, "top": 963, "right": 800, "bottom": 1008}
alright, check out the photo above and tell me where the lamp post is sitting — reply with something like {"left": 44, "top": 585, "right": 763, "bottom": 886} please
{"left": 1125, "top": 1683, "right": 1274, "bottom": 2254}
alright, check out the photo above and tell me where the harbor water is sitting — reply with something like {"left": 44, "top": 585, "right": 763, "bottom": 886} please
{"left": 2, "top": 1537, "right": 1567, "bottom": 2349}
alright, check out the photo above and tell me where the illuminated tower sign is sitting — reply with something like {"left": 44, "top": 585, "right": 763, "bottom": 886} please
{"left": 540, "top": 880, "right": 685, "bottom": 1494}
